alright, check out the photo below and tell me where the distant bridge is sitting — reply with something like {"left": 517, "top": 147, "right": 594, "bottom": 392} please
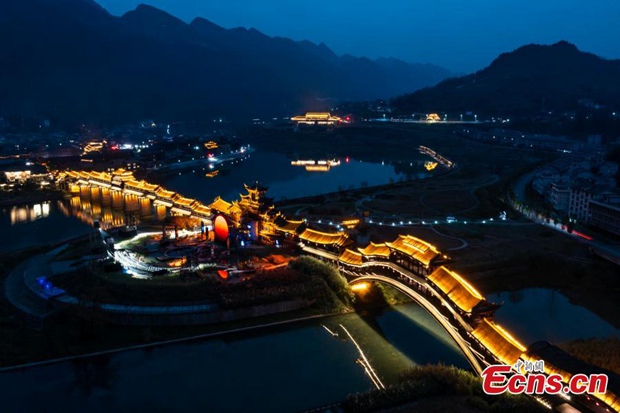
{"left": 59, "top": 169, "right": 214, "bottom": 225}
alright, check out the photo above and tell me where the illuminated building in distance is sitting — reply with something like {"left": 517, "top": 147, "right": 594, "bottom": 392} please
{"left": 291, "top": 112, "right": 342, "bottom": 126}
{"left": 426, "top": 113, "right": 441, "bottom": 122}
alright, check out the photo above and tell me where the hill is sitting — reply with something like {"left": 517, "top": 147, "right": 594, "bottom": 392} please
{"left": 0, "top": 0, "right": 452, "bottom": 125}
{"left": 393, "top": 41, "right": 620, "bottom": 116}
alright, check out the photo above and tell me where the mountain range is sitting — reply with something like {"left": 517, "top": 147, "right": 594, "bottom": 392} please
{"left": 0, "top": 0, "right": 452, "bottom": 124}
{"left": 393, "top": 41, "right": 620, "bottom": 116}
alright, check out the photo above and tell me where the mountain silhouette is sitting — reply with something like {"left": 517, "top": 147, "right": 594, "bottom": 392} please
{"left": 393, "top": 41, "right": 620, "bottom": 115}
{"left": 0, "top": 0, "right": 452, "bottom": 125}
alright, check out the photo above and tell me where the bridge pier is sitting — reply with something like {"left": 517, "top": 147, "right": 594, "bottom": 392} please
{"left": 155, "top": 204, "right": 167, "bottom": 221}
{"left": 90, "top": 186, "right": 101, "bottom": 202}
{"left": 79, "top": 185, "right": 90, "bottom": 199}
{"left": 100, "top": 187, "right": 111, "bottom": 206}
{"left": 139, "top": 198, "right": 151, "bottom": 217}
{"left": 111, "top": 190, "right": 124, "bottom": 209}
{"left": 124, "top": 194, "right": 140, "bottom": 213}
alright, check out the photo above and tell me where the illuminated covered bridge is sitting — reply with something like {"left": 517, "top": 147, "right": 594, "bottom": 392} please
{"left": 57, "top": 169, "right": 267, "bottom": 229}
{"left": 290, "top": 112, "right": 342, "bottom": 126}
{"left": 296, "top": 226, "right": 619, "bottom": 412}
{"left": 60, "top": 169, "right": 215, "bottom": 222}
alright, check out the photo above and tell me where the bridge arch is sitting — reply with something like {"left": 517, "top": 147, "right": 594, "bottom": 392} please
{"left": 350, "top": 275, "right": 484, "bottom": 375}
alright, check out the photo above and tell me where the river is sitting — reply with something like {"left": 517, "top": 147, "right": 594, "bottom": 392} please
{"left": 0, "top": 201, "right": 90, "bottom": 252}
{"left": 154, "top": 151, "right": 434, "bottom": 203}
{"left": 490, "top": 288, "right": 620, "bottom": 343}
{"left": 0, "top": 304, "right": 468, "bottom": 412}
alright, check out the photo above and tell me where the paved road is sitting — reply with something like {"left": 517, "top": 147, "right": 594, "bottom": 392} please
{"left": 513, "top": 169, "right": 539, "bottom": 202}
{"left": 509, "top": 171, "right": 620, "bottom": 264}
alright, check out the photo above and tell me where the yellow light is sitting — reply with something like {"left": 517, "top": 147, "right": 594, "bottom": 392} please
{"left": 305, "top": 165, "right": 330, "bottom": 172}
{"left": 351, "top": 282, "right": 369, "bottom": 292}
{"left": 488, "top": 320, "right": 527, "bottom": 352}
{"left": 424, "top": 161, "right": 438, "bottom": 171}
{"left": 450, "top": 270, "right": 484, "bottom": 300}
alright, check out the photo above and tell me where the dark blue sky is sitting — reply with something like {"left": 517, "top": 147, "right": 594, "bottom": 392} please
{"left": 96, "top": 0, "right": 619, "bottom": 73}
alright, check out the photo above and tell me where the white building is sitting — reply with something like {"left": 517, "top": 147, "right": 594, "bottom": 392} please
{"left": 569, "top": 186, "right": 594, "bottom": 222}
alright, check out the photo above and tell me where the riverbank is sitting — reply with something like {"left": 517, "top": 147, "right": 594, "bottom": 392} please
{"left": 341, "top": 364, "right": 545, "bottom": 413}
{"left": 558, "top": 337, "right": 620, "bottom": 375}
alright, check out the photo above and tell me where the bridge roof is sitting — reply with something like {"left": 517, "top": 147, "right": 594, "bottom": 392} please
{"left": 229, "top": 202, "right": 242, "bottom": 215}
{"left": 210, "top": 197, "right": 233, "bottom": 213}
{"left": 126, "top": 180, "right": 159, "bottom": 192}
{"left": 155, "top": 187, "right": 176, "bottom": 199}
{"left": 192, "top": 205, "right": 211, "bottom": 216}
{"left": 358, "top": 242, "right": 391, "bottom": 258}
{"left": 385, "top": 235, "right": 441, "bottom": 266}
{"left": 339, "top": 249, "right": 363, "bottom": 266}
{"left": 275, "top": 219, "right": 304, "bottom": 234}
{"left": 299, "top": 228, "right": 349, "bottom": 246}
{"left": 89, "top": 171, "right": 110, "bottom": 180}
{"left": 74, "top": 171, "right": 91, "bottom": 179}
{"left": 110, "top": 168, "right": 134, "bottom": 181}
{"left": 428, "top": 266, "right": 484, "bottom": 313}
{"left": 124, "top": 179, "right": 143, "bottom": 188}
{"left": 172, "top": 194, "right": 195, "bottom": 207}
{"left": 472, "top": 318, "right": 526, "bottom": 366}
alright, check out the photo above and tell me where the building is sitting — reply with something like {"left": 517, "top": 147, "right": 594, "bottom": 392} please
{"left": 568, "top": 186, "right": 595, "bottom": 222}
{"left": 426, "top": 113, "right": 441, "bottom": 122}
{"left": 589, "top": 196, "right": 620, "bottom": 237}
{"left": 290, "top": 112, "right": 341, "bottom": 126}
{"left": 548, "top": 183, "right": 571, "bottom": 212}
{"left": 1, "top": 163, "right": 48, "bottom": 184}
{"left": 599, "top": 162, "right": 619, "bottom": 178}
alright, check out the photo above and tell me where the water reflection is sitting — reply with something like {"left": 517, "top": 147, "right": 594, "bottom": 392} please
{"left": 8, "top": 202, "right": 50, "bottom": 225}
{"left": 0, "top": 202, "right": 90, "bottom": 252}
{"left": 492, "top": 288, "right": 620, "bottom": 343}
{"left": 58, "top": 190, "right": 160, "bottom": 230}
{"left": 160, "top": 152, "right": 436, "bottom": 203}
{"left": 291, "top": 158, "right": 341, "bottom": 172}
